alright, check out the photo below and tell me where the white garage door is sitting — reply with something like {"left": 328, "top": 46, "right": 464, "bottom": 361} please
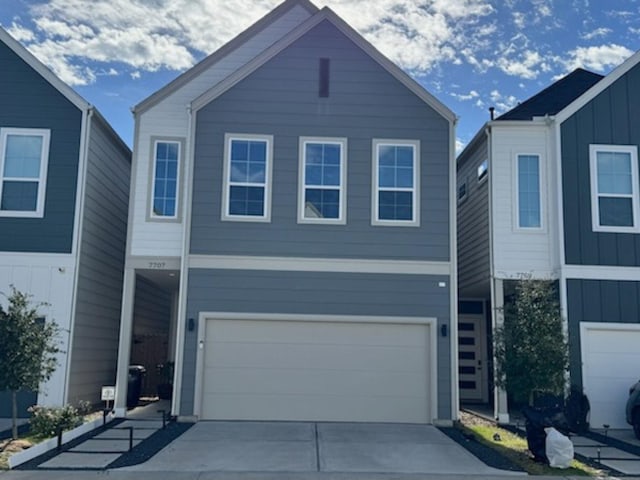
{"left": 199, "top": 318, "right": 432, "bottom": 423}
{"left": 581, "top": 323, "right": 640, "bottom": 429}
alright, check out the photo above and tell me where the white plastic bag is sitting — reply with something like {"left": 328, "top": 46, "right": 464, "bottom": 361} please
{"left": 544, "top": 427, "right": 574, "bottom": 468}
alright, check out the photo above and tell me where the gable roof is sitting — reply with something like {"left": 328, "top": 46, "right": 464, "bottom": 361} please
{"left": 134, "top": 0, "right": 319, "bottom": 114}
{"left": 496, "top": 68, "right": 603, "bottom": 121}
{"left": 190, "top": 6, "right": 456, "bottom": 123}
{"left": 0, "top": 26, "right": 89, "bottom": 111}
{"left": 556, "top": 48, "right": 640, "bottom": 123}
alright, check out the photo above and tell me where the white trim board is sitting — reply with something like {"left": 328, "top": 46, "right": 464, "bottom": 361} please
{"left": 563, "top": 265, "right": 640, "bottom": 281}
{"left": 188, "top": 254, "right": 451, "bottom": 276}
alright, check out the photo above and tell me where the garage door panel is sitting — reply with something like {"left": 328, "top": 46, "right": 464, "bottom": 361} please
{"left": 203, "top": 369, "right": 428, "bottom": 397}
{"left": 582, "top": 325, "right": 640, "bottom": 429}
{"left": 208, "top": 320, "right": 427, "bottom": 347}
{"left": 200, "top": 318, "right": 432, "bottom": 423}
{"left": 202, "top": 393, "right": 428, "bottom": 423}
{"left": 205, "top": 342, "right": 427, "bottom": 372}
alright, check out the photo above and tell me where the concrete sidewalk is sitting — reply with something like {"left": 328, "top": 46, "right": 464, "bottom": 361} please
{"left": 0, "top": 472, "right": 635, "bottom": 480}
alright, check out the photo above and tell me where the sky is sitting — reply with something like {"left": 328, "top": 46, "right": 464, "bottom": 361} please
{"left": 1, "top": 0, "right": 639, "bottom": 151}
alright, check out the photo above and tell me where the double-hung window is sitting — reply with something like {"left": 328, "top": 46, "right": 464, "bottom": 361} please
{"left": 150, "top": 139, "right": 181, "bottom": 220}
{"left": 590, "top": 144, "right": 640, "bottom": 232}
{"left": 298, "top": 137, "right": 346, "bottom": 224}
{"left": 372, "top": 139, "right": 419, "bottom": 226}
{"left": 0, "top": 128, "right": 50, "bottom": 217}
{"left": 516, "top": 154, "right": 541, "bottom": 229}
{"left": 222, "top": 134, "right": 273, "bottom": 221}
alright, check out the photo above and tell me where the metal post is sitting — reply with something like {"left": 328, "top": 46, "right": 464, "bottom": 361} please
{"left": 56, "top": 427, "right": 63, "bottom": 451}
{"left": 158, "top": 409, "right": 166, "bottom": 429}
{"left": 128, "top": 426, "right": 134, "bottom": 451}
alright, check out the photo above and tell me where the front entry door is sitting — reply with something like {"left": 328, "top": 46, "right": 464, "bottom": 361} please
{"left": 458, "top": 315, "right": 487, "bottom": 403}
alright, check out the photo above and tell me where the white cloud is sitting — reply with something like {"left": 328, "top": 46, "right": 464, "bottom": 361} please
{"left": 7, "top": 22, "right": 36, "bottom": 42}
{"left": 488, "top": 89, "right": 519, "bottom": 114}
{"left": 581, "top": 27, "right": 612, "bottom": 40}
{"left": 456, "top": 138, "right": 466, "bottom": 155}
{"left": 130, "top": 71, "right": 141, "bottom": 80}
{"left": 562, "top": 44, "right": 634, "bottom": 72}
{"left": 450, "top": 90, "right": 479, "bottom": 101}
{"left": 496, "top": 49, "right": 544, "bottom": 79}
{"left": 9, "top": 0, "right": 496, "bottom": 85}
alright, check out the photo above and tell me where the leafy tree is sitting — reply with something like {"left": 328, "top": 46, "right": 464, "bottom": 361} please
{"left": 0, "top": 287, "right": 61, "bottom": 439}
{"left": 494, "top": 279, "right": 569, "bottom": 406}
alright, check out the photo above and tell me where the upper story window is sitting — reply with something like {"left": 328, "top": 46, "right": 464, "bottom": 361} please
{"left": 477, "top": 159, "right": 488, "bottom": 183}
{"left": 0, "top": 128, "right": 50, "bottom": 218}
{"left": 298, "top": 137, "right": 346, "bottom": 224}
{"left": 372, "top": 139, "right": 420, "bottom": 226}
{"left": 517, "top": 154, "right": 541, "bottom": 229}
{"left": 222, "top": 134, "right": 273, "bottom": 222}
{"left": 457, "top": 181, "right": 467, "bottom": 204}
{"left": 150, "top": 140, "right": 181, "bottom": 220}
{"left": 590, "top": 144, "right": 640, "bottom": 232}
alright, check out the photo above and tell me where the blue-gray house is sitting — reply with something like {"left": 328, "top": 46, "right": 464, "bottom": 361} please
{"left": 457, "top": 49, "right": 640, "bottom": 429}
{"left": 0, "top": 27, "right": 131, "bottom": 417}
{"left": 113, "top": 0, "right": 458, "bottom": 425}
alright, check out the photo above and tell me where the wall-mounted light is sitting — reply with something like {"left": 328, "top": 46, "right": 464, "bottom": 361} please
{"left": 188, "top": 318, "right": 195, "bottom": 332}
{"left": 440, "top": 324, "right": 448, "bottom": 337}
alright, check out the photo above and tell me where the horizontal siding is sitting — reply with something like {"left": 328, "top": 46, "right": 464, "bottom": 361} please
{"left": 0, "top": 40, "right": 81, "bottom": 253}
{"left": 129, "top": 4, "right": 313, "bottom": 257}
{"left": 67, "top": 117, "right": 130, "bottom": 405}
{"left": 566, "top": 278, "right": 640, "bottom": 389}
{"left": 491, "top": 125, "right": 558, "bottom": 277}
{"left": 561, "top": 62, "right": 640, "bottom": 266}
{"left": 457, "top": 135, "right": 490, "bottom": 297}
{"left": 191, "top": 20, "right": 451, "bottom": 261}
{"left": 181, "top": 268, "right": 452, "bottom": 419}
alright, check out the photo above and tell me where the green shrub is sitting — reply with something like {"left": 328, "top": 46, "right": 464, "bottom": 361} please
{"left": 28, "top": 404, "right": 82, "bottom": 438}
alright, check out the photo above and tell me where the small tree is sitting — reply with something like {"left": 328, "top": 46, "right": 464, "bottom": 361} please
{"left": 494, "top": 279, "right": 569, "bottom": 406}
{"left": 0, "top": 287, "right": 61, "bottom": 439}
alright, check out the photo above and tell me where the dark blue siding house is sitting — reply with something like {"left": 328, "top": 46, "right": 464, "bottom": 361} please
{"left": 0, "top": 27, "right": 130, "bottom": 417}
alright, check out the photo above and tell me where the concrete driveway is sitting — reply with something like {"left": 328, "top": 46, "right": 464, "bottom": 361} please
{"left": 116, "top": 421, "right": 520, "bottom": 475}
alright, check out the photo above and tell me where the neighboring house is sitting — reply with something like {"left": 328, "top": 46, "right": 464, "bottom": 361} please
{"left": 0, "top": 28, "right": 131, "bottom": 417}
{"left": 114, "top": 0, "right": 457, "bottom": 424}
{"left": 458, "top": 52, "right": 640, "bottom": 429}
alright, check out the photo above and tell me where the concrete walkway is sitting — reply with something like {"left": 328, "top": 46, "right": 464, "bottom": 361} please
{"left": 116, "top": 421, "right": 519, "bottom": 476}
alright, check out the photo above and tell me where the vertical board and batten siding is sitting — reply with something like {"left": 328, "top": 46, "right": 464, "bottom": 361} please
{"left": 0, "top": 258, "right": 75, "bottom": 410}
{"left": 561, "top": 61, "right": 640, "bottom": 267}
{"left": 457, "top": 136, "right": 490, "bottom": 297}
{"left": 181, "top": 269, "right": 452, "bottom": 419}
{"left": 129, "top": 4, "right": 314, "bottom": 257}
{"left": 190, "top": 20, "right": 450, "bottom": 260}
{"left": 566, "top": 279, "right": 640, "bottom": 389}
{"left": 0, "top": 40, "right": 81, "bottom": 253}
{"left": 490, "top": 125, "right": 559, "bottom": 277}
{"left": 66, "top": 116, "right": 130, "bottom": 405}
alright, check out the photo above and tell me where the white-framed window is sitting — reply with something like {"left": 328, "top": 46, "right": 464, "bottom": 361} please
{"left": 222, "top": 133, "right": 273, "bottom": 222}
{"left": 372, "top": 139, "right": 420, "bottom": 226}
{"left": 477, "top": 159, "right": 488, "bottom": 183}
{"left": 298, "top": 137, "right": 347, "bottom": 224}
{"left": 0, "top": 128, "right": 50, "bottom": 217}
{"left": 457, "top": 181, "right": 467, "bottom": 204}
{"left": 150, "top": 139, "right": 181, "bottom": 220}
{"left": 590, "top": 144, "right": 640, "bottom": 232}
{"left": 516, "top": 154, "right": 542, "bottom": 229}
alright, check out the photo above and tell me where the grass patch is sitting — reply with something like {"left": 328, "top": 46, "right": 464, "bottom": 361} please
{"left": 458, "top": 412, "right": 604, "bottom": 476}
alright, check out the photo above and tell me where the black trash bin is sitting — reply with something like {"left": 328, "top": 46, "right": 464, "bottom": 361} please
{"left": 127, "top": 365, "right": 146, "bottom": 408}
{"left": 522, "top": 397, "right": 570, "bottom": 464}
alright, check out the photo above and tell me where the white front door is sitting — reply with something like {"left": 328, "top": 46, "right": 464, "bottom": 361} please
{"left": 458, "top": 315, "right": 487, "bottom": 403}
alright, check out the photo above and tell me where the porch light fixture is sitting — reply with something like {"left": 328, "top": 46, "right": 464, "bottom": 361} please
{"left": 440, "top": 324, "right": 447, "bottom": 337}
{"left": 188, "top": 317, "right": 195, "bottom": 332}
